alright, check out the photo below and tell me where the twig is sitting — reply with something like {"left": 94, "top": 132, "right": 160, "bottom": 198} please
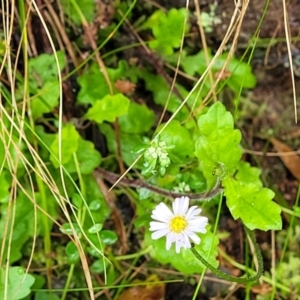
{"left": 95, "top": 168, "right": 222, "bottom": 201}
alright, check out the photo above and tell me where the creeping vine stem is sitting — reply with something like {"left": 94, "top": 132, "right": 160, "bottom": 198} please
{"left": 191, "top": 226, "right": 263, "bottom": 283}
{"left": 95, "top": 167, "right": 222, "bottom": 201}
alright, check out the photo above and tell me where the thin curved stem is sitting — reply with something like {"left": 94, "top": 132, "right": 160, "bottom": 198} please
{"left": 191, "top": 227, "right": 263, "bottom": 284}
{"left": 96, "top": 168, "right": 222, "bottom": 201}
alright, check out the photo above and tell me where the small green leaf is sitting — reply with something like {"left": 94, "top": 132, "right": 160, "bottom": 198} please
{"left": 100, "top": 230, "right": 118, "bottom": 245}
{"left": 0, "top": 170, "right": 10, "bottom": 203}
{"left": 0, "top": 192, "right": 45, "bottom": 263}
{"left": 89, "top": 199, "right": 101, "bottom": 211}
{"left": 77, "top": 61, "right": 138, "bottom": 105}
{"left": 28, "top": 51, "right": 65, "bottom": 89}
{"left": 71, "top": 193, "right": 83, "bottom": 208}
{"left": 84, "top": 175, "right": 110, "bottom": 225}
{"left": 223, "top": 177, "right": 282, "bottom": 230}
{"left": 144, "top": 227, "right": 219, "bottom": 274}
{"left": 180, "top": 50, "right": 256, "bottom": 92}
{"left": 50, "top": 123, "right": 80, "bottom": 167}
{"left": 64, "top": 138, "right": 102, "bottom": 174}
{"left": 0, "top": 128, "right": 26, "bottom": 174}
{"left": 157, "top": 120, "right": 195, "bottom": 159}
{"left": 88, "top": 223, "right": 103, "bottom": 234}
{"left": 143, "top": 8, "right": 189, "bottom": 56}
{"left": 236, "top": 162, "right": 262, "bottom": 187}
{"left": 76, "top": 139, "right": 102, "bottom": 174}
{"left": 31, "top": 81, "right": 59, "bottom": 119}
{"left": 181, "top": 50, "right": 207, "bottom": 75}
{"left": 85, "top": 94, "right": 130, "bottom": 123}
{"left": 77, "top": 64, "right": 111, "bottom": 105}
{"left": 140, "top": 71, "right": 192, "bottom": 121}
{"left": 221, "top": 56, "right": 257, "bottom": 91}
{"left": 0, "top": 267, "right": 35, "bottom": 300}
{"left": 60, "top": 223, "right": 81, "bottom": 235}
{"left": 195, "top": 102, "right": 242, "bottom": 188}
{"left": 34, "top": 291, "right": 60, "bottom": 300}
{"left": 100, "top": 123, "right": 144, "bottom": 167}
{"left": 118, "top": 102, "right": 155, "bottom": 133}
{"left": 90, "top": 259, "right": 107, "bottom": 274}
{"left": 65, "top": 241, "right": 80, "bottom": 264}
{"left": 60, "top": 0, "right": 94, "bottom": 25}
{"left": 275, "top": 254, "right": 300, "bottom": 293}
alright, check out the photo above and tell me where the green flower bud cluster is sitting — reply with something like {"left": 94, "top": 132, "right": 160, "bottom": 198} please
{"left": 142, "top": 138, "right": 174, "bottom": 176}
{"left": 173, "top": 182, "right": 191, "bottom": 193}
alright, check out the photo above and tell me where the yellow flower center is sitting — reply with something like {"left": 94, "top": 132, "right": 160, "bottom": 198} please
{"left": 169, "top": 216, "right": 188, "bottom": 233}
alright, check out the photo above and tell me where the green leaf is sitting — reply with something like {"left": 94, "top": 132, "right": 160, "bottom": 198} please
{"left": 275, "top": 254, "right": 300, "bottom": 293}
{"left": 220, "top": 55, "right": 256, "bottom": 91}
{"left": 0, "top": 123, "right": 26, "bottom": 174}
{"left": 34, "top": 126, "right": 56, "bottom": 160}
{"left": 77, "top": 61, "right": 138, "bottom": 105}
{"left": 143, "top": 8, "right": 189, "bottom": 56}
{"left": 60, "top": 223, "right": 81, "bottom": 235}
{"left": 0, "top": 267, "right": 35, "bottom": 300}
{"left": 60, "top": 0, "right": 94, "bottom": 25}
{"left": 181, "top": 50, "right": 256, "bottom": 90}
{"left": 223, "top": 177, "right": 282, "bottom": 230}
{"left": 77, "top": 64, "right": 111, "bottom": 105}
{"left": 84, "top": 175, "right": 110, "bottom": 225}
{"left": 195, "top": 102, "right": 242, "bottom": 188}
{"left": 64, "top": 138, "right": 102, "bottom": 174}
{"left": 88, "top": 223, "right": 103, "bottom": 234}
{"left": 66, "top": 241, "right": 80, "bottom": 264}
{"left": 118, "top": 102, "right": 155, "bottom": 133}
{"left": 89, "top": 200, "right": 101, "bottom": 211}
{"left": 100, "top": 123, "right": 144, "bottom": 168}
{"left": 35, "top": 191, "right": 58, "bottom": 235}
{"left": 28, "top": 51, "right": 65, "bottom": 89}
{"left": 34, "top": 291, "right": 60, "bottom": 300}
{"left": 140, "top": 71, "right": 193, "bottom": 122}
{"left": 180, "top": 50, "right": 207, "bottom": 76}
{"left": 100, "top": 230, "right": 118, "bottom": 245}
{"left": 50, "top": 123, "right": 80, "bottom": 167}
{"left": 90, "top": 259, "right": 107, "bottom": 274}
{"left": 0, "top": 170, "right": 10, "bottom": 203}
{"left": 236, "top": 161, "right": 262, "bottom": 187}
{"left": 144, "top": 227, "right": 219, "bottom": 275}
{"left": 157, "top": 120, "right": 195, "bottom": 160}
{"left": 31, "top": 81, "right": 59, "bottom": 119}
{"left": 85, "top": 94, "right": 130, "bottom": 123}
{"left": 0, "top": 192, "right": 45, "bottom": 263}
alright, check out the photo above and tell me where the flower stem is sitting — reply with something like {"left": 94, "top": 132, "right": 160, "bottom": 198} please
{"left": 191, "top": 226, "right": 263, "bottom": 284}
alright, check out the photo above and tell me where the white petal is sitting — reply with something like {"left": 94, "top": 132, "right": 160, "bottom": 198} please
{"left": 186, "top": 206, "right": 201, "bottom": 219}
{"left": 179, "top": 197, "right": 189, "bottom": 215}
{"left": 188, "top": 232, "right": 201, "bottom": 245}
{"left": 149, "top": 221, "right": 168, "bottom": 231}
{"left": 187, "top": 225, "right": 207, "bottom": 233}
{"left": 151, "top": 228, "right": 169, "bottom": 240}
{"left": 175, "top": 233, "right": 187, "bottom": 253}
{"left": 166, "top": 232, "right": 176, "bottom": 250}
{"left": 188, "top": 217, "right": 208, "bottom": 228}
{"left": 173, "top": 196, "right": 190, "bottom": 215}
{"left": 151, "top": 202, "right": 173, "bottom": 222}
{"left": 175, "top": 238, "right": 182, "bottom": 253}
{"left": 172, "top": 198, "right": 181, "bottom": 215}
{"left": 188, "top": 227, "right": 207, "bottom": 234}
{"left": 183, "top": 234, "right": 191, "bottom": 249}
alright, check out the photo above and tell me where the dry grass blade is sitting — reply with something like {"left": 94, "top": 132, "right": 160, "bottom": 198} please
{"left": 282, "top": 0, "right": 297, "bottom": 123}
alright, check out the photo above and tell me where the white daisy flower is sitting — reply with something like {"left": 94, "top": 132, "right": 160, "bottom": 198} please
{"left": 149, "top": 196, "right": 208, "bottom": 253}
